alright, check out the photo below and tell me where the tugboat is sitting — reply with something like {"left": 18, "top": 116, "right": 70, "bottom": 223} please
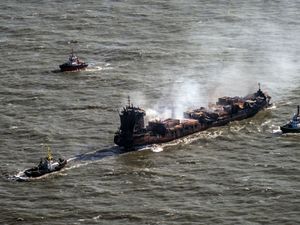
{"left": 59, "top": 49, "right": 88, "bottom": 72}
{"left": 20, "top": 147, "right": 67, "bottom": 179}
{"left": 280, "top": 106, "right": 300, "bottom": 133}
{"left": 114, "top": 84, "right": 271, "bottom": 149}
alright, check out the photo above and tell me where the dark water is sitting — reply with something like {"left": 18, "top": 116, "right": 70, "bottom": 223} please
{"left": 1, "top": 0, "right": 299, "bottom": 224}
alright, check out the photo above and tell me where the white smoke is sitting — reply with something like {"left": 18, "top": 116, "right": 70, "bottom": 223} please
{"left": 141, "top": 78, "right": 208, "bottom": 121}
{"left": 124, "top": 1, "right": 300, "bottom": 121}
{"left": 170, "top": 78, "right": 207, "bottom": 118}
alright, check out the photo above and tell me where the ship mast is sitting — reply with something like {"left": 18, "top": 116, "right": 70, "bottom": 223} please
{"left": 127, "top": 95, "right": 131, "bottom": 107}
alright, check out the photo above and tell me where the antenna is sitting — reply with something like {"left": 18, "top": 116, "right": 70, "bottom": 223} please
{"left": 258, "top": 82, "right": 261, "bottom": 91}
{"left": 297, "top": 105, "right": 299, "bottom": 116}
{"left": 46, "top": 145, "right": 53, "bottom": 161}
{"left": 127, "top": 95, "right": 131, "bottom": 107}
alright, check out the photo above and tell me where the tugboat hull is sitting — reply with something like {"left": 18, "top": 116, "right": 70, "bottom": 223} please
{"left": 59, "top": 63, "right": 88, "bottom": 72}
{"left": 24, "top": 159, "right": 67, "bottom": 178}
{"left": 280, "top": 125, "right": 300, "bottom": 134}
{"left": 280, "top": 106, "right": 300, "bottom": 134}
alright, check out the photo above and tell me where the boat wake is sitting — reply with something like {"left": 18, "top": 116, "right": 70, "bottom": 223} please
{"left": 268, "top": 103, "right": 277, "bottom": 110}
{"left": 85, "top": 62, "right": 112, "bottom": 72}
{"left": 8, "top": 130, "right": 225, "bottom": 182}
{"left": 73, "top": 146, "right": 126, "bottom": 161}
{"left": 85, "top": 66, "right": 103, "bottom": 72}
{"left": 272, "top": 126, "right": 283, "bottom": 135}
{"left": 8, "top": 146, "right": 127, "bottom": 182}
{"left": 150, "top": 145, "right": 164, "bottom": 153}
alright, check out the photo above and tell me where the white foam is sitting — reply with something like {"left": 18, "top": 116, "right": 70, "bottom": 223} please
{"left": 151, "top": 145, "right": 163, "bottom": 153}
{"left": 272, "top": 128, "right": 283, "bottom": 135}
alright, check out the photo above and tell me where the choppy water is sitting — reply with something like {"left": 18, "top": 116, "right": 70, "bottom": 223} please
{"left": 1, "top": 1, "right": 299, "bottom": 224}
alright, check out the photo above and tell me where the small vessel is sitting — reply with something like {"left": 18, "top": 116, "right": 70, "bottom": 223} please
{"left": 114, "top": 84, "right": 271, "bottom": 149}
{"left": 59, "top": 49, "right": 88, "bottom": 72}
{"left": 20, "top": 147, "right": 67, "bottom": 179}
{"left": 280, "top": 106, "right": 300, "bottom": 133}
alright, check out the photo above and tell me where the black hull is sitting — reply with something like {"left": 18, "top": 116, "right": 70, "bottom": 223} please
{"left": 212, "top": 102, "right": 268, "bottom": 127}
{"left": 115, "top": 103, "right": 270, "bottom": 148}
{"left": 114, "top": 86, "right": 271, "bottom": 149}
{"left": 59, "top": 63, "right": 88, "bottom": 72}
{"left": 114, "top": 92, "right": 271, "bottom": 149}
{"left": 24, "top": 160, "right": 67, "bottom": 178}
{"left": 280, "top": 125, "right": 300, "bottom": 134}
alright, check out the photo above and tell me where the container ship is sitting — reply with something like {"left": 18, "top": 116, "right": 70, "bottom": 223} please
{"left": 114, "top": 85, "right": 271, "bottom": 149}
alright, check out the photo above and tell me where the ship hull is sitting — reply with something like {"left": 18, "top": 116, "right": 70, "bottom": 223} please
{"left": 212, "top": 100, "right": 269, "bottom": 127}
{"left": 114, "top": 87, "right": 271, "bottom": 149}
{"left": 114, "top": 100, "right": 270, "bottom": 148}
{"left": 127, "top": 127, "right": 207, "bottom": 147}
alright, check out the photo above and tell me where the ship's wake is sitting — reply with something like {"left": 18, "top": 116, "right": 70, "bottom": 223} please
{"left": 7, "top": 146, "right": 128, "bottom": 182}
{"left": 85, "top": 66, "right": 103, "bottom": 72}
{"left": 272, "top": 126, "right": 283, "bottom": 135}
{"left": 85, "top": 62, "right": 112, "bottom": 72}
{"left": 72, "top": 146, "right": 126, "bottom": 161}
{"left": 7, "top": 127, "right": 241, "bottom": 182}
